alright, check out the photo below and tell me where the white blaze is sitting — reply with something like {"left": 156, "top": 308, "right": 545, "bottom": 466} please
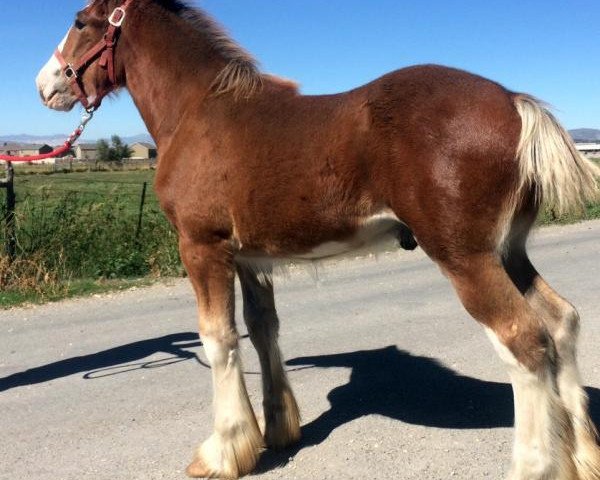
{"left": 36, "top": 29, "right": 71, "bottom": 104}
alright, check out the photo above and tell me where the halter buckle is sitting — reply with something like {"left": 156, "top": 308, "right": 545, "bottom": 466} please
{"left": 108, "top": 7, "right": 126, "bottom": 27}
{"left": 64, "top": 64, "right": 78, "bottom": 79}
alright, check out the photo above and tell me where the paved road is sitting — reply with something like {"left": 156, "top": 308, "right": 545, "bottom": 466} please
{"left": 2, "top": 220, "right": 600, "bottom": 480}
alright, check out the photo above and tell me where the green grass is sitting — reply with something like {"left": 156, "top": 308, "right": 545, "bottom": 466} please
{"left": 537, "top": 203, "right": 600, "bottom": 225}
{"left": 537, "top": 160, "right": 600, "bottom": 224}
{"left": 0, "top": 277, "right": 154, "bottom": 309}
{"left": 0, "top": 170, "right": 181, "bottom": 308}
{"left": 15, "top": 170, "right": 160, "bottom": 212}
{"left": 16, "top": 169, "right": 155, "bottom": 188}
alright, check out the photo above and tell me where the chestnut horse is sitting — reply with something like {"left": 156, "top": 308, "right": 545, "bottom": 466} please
{"left": 36, "top": 1, "right": 600, "bottom": 478}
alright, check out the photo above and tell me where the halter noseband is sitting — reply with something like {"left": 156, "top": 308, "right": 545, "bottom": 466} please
{"left": 54, "top": 0, "right": 133, "bottom": 111}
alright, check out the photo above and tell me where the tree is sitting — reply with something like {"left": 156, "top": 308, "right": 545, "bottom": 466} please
{"left": 96, "top": 139, "right": 111, "bottom": 163}
{"left": 111, "top": 135, "right": 133, "bottom": 162}
{"left": 96, "top": 135, "right": 133, "bottom": 164}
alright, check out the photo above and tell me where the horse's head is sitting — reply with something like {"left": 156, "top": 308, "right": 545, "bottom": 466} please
{"left": 36, "top": 0, "right": 130, "bottom": 112}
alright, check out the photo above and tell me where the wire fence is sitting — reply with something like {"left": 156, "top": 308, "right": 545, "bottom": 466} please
{"left": 13, "top": 157, "right": 158, "bottom": 174}
{"left": 0, "top": 166, "right": 181, "bottom": 292}
{"left": 14, "top": 180, "right": 162, "bottom": 212}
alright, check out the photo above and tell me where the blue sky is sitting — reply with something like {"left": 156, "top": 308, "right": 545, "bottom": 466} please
{"left": 0, "top": 0, "right": 598, "bottom": 140}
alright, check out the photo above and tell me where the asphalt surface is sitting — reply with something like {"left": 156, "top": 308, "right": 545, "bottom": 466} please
{"left": 2, "top": 220, "right": 600, "bottom": 480}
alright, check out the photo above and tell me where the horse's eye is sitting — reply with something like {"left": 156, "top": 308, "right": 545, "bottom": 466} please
{"left": 74, "top": 18, "right": 86, "bottom": 30}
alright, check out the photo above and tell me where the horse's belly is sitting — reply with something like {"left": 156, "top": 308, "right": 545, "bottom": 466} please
{"left": 294, "top": 211, "right": 402, "bottom": 259}
{"left": 236, "top": 210, "right": 408, "bottom": 268}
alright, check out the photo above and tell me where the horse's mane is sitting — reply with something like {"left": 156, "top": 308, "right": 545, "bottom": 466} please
{"left": 159, "top": 0, "right": 263, "bottom": 98}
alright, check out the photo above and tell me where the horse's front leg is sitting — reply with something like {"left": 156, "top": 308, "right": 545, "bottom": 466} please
{"left": 180, "top": 238, "right": 263, "bottom": 479}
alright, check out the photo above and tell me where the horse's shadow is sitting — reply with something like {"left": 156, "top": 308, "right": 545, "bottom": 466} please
{"left": 0, "top": 332, "right": 204, "bottom": 392}
{"left": 256, "top": 345, "right": 600, "bottom": 472}
{"left": 5, "top": 334, "right": 600, "bottom": 474}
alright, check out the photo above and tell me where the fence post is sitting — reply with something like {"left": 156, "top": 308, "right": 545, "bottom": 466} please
{"left": 1, "top": 162, "right": 16, "bottom": 261}
{"left": 135, "top": 181, "right": 148, "bottom": 241}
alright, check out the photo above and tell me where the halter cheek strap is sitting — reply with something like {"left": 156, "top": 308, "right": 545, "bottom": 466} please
{"left": 54, "top": 0, "right": 133, "bottom": 111}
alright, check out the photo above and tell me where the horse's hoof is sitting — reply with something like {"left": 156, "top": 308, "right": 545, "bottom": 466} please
{"left": 264, "top": 390, "right": 302, "bottom": 450}
{"left": 186, "top": 457, "right": 213, "bottom": 478}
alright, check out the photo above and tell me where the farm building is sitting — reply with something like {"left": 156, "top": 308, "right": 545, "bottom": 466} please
{"left": 576, "top": 143, "right": 600, "bottom": 158}
{"left": 19, "top": 144, "right": 53, "bottom": 157}
{"left": 0, "top": 142, "right": 56, "bottom": 164}
{"left": 0, "top": 142, "right": 53, "bottom": 156}
{"left": 130, "top": 142, "right": 157, "bottom": 159}
{"left": 0, "top": 143, "right": 22, "bottom": 156}
{"left": 74, "top": 143, "right": 99, "bottom": 161}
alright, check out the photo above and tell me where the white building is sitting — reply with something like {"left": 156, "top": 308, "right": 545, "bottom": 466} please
{"left": 576, "top": 143, "right": 600, "bottom": 158}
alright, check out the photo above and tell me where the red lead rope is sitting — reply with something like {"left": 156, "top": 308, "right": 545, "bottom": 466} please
{"left": 0, "top": 110, "right": 94, "bottom": 163}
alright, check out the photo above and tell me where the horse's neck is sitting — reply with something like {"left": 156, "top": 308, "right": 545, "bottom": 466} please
{"left": 122, "top": 11, "right": 226, "bottom": 146}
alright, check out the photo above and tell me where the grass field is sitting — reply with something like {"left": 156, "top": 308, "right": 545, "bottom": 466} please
{"left": 15, "top": 170, "right": 160, "bottom": 210}
{"left": 16, "top": 169, "right": 155, "bottom": 188}
{"left": 0, "top": 169, "right": 180, "bottom": 307}
{"left": 0, "top": 163, "right": 599, "bottom": 308}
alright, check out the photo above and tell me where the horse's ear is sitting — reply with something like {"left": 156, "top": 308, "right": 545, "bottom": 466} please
{"left": 86, "top": 0, "right": 110, "bottom": 19}
{"left": 84, "top": 0, "right": 112, "bottom": 25}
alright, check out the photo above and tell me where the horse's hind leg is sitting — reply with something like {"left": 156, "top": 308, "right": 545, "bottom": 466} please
{"left": 236, "top": 264, "right": 301, "bottom": 449}
{"left": 505, "top": 242, "right": 600, "bottom": 480}
{"left": 442, "top": 252, "right": 577, "bottom": 479}
{"left": 179, "top": 239, "right": 263, "bottom": 479}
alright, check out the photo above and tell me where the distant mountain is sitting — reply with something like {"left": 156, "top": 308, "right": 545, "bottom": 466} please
{"left": 0, "top": 134, "right": 70, "bottom": 146}
{"left": 120, "top": 133, "right": 155, "bottom": 145}
{"left": 570, "top": 129, "right": 600, "bottom": 143}
{"left": 0, "top": 132, "right": 155, "bottom": 147}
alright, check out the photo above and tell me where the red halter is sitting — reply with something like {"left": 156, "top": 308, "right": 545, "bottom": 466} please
{"left": 54, "top": 0, "right": 134, "bottom": 111}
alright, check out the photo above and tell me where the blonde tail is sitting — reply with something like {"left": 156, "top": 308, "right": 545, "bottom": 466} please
{"left": 514, "top": 94, "right": 600, "bottom": 213}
